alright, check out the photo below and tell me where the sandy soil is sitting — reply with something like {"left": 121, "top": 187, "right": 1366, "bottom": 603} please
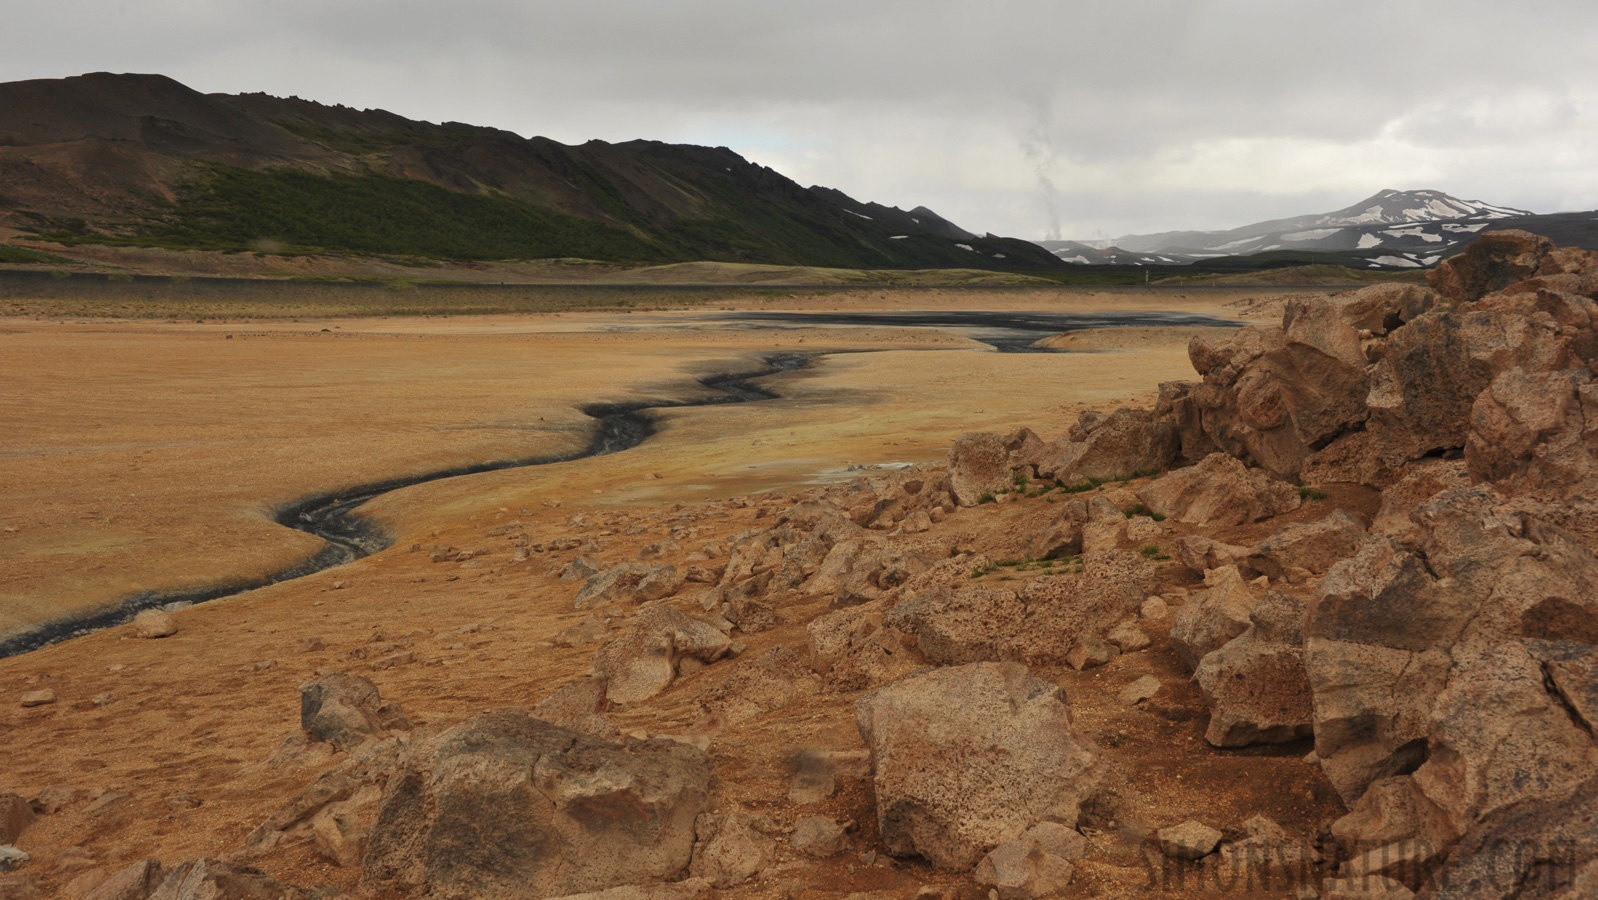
{"left": 1, "top": 291, "right": 1249, "bottom": 640}
{"left": 0, "top": 286, "right": 1364, "bottom": 899}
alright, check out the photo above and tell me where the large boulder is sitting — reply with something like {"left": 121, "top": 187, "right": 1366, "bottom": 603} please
{"left": 1137, "top": 453, "right": 1301, "bottom": 526}
{"left": 576, "top": 564, "right": 683, "bottom": 609}
{"left": 1426, "top": 229, "right": 1561, "bottom": 305}
{"left": 592, "top": 606, "right": 732, "bottom": 705}
{"left": 1417, "top": 775, "right": 1598, "bottom": 900}
{"left": 894, "top": 552, "right": 1152, "bottom": 667}
{"left": 688, "top": 810, "right": 773, "bottom": 888}
{"left": 1365, "top": 288, "right": 1594, "bottom": 469}
{"left": 82, "top": 860, "right": 164, "bottom": 900}
{"left": 1193, "top": 592, "right": 1314, "bottom": 747}
{"left": 1037, "top": 407, "right": 1177, "bottom": 484}
{"left": 1466, "top": 365, "right": 1598, "bottom": 502}
{"left": 855, "top": 662, "right": 1099, "bottom": 871}
{"left": 0, "top": 796, "right": 32, "bottom": 846}
{"left": 361, "top": 711, "right": 712, "bottom": 900}
{"left": 1183, "top": 294, "right": 1372, "bottom": 479}
{"left": 298, "top": 673, "right": 413, "bottom": 750}
{"left": 146, "top": 859, "right": 308, "bottom": 900}
{"left": 1169, "top": 566, "right": 1259, "bottom": 670}
{"left": 948, "top": 433, "right": 1013, "bottom": 506}
{"left": 1153, "top": 380, "right": 1219, "bottom": 464}
{"left": 1242, "top": 510, "right": 1366, "bottom": 580}
{"left": 1370, "top": 460, "right": 1471, "bottom": 541}
{"left": 1304, "top": 488, "right": 1598, "bottom": 858}
{"left": 695, "top": 647, "right": 821, "bottom": 725}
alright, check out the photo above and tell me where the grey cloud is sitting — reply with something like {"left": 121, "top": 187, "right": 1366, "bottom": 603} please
{"left": 3, "top": 0, "right": 1596, "bottom": 237}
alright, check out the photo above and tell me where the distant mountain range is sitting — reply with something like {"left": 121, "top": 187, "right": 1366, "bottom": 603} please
{"left": 1039, "top": 189, "right": 1598, "bottom": 269}
{"left": 0, "top": 73, "right": 1060, "bottom": 271}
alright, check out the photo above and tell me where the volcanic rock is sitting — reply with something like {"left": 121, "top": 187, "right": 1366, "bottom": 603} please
{"left": 854, "top": 662, "right": 1099, "bottom": 871}
{"left": 298, "top": 673, "right": 412, "bottom": 750}
{"left": 688, "top": 810, "right": 772, "bottom": 887}
{"left": 1170, "top": 566, "right": 1258, "bottom": 670}
{"left": 1243, "top": 511, "right": 1366, "bottom": 581}
{"left": 948, "top": 433, "right": 1012, "bottom": 507}
{"left": 132, "top": 609, "right": 176, "bottom": 639}
{"left": 1137, "top": 453, "right": 1301, "bottom": 526}
{"left": 1038, "top": 407, "right": 1177, "bottom": 484}
{"left": 972, "top": 822, "right": 1085, "bottom": 900}
{"left": 592, "top": 605, "right": 731, "bottom": 705}
{"left": 1193, "top": 592, "right": 1313, "bottom": 747}
{"left": 361, "top": 711, "right": 711, "bottom": 900}
{"left": 146, "top": 859, "right": 307, "bottom": 900}
{"left": 0, "top": 798, "right": 31, "bottom": 847}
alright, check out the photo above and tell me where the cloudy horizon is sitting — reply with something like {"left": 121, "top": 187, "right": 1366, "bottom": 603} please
{"left": 6, "top": 1, "right": 1595, "bottom": 240}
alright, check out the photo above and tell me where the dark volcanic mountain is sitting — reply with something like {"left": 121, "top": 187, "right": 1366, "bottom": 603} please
{"left": 0, "top": 72, "right": 1061, "bottom": 271}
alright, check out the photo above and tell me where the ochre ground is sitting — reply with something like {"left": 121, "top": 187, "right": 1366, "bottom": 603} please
{"left": 0, "top": 286, "right": 1357, "bottom": 899}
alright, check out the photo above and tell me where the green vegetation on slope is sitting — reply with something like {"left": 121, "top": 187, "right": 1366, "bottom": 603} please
{"left": 0, "top": 243, "right": 75, "bottom": 265}
{"left": 39, "top": 165, "right": 668, "bottom": 263}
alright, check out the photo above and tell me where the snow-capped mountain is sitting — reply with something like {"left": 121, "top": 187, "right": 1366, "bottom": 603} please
{"left": 1039, "top": 189, "right": 1536, "bottom": 268}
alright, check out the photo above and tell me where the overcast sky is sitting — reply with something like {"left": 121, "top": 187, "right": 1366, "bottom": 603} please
{"left": 6, "top": 1, "right": 1596, "bottom": 239}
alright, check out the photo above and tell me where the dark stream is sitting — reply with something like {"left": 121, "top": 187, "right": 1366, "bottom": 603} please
{"left": 0, "top": 354, "right": 810, "bottom": 659}
{"left": 0, "top": 310, "right": 1239, "bottom": 658}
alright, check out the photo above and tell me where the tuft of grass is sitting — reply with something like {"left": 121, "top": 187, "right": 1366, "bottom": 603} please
{"left": 1149, "top": 511, "right": 1166, "bottom": 522}
{"left": 1300, "top": 486, "right": 1329, "bottom": 501}
{"left": 978, "top": 492, "right": 996, "bottom": 505}
{"left": 1124, "top": 503, "right": 1148, "bottom": 518}
{"left": 1057, "top": 477, "right": 1104, "bottom": 494}
{"left": 1139, "top": 545, "right": 1172, "bottom": 561}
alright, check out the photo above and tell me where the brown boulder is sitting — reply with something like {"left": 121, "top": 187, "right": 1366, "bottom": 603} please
{"left": 593, "top": 605, "right": 731, "bottom": 705}
{"left": 1426, "top": 229, "right": 1558, "bottom": 305}
{"left": 1169, "top": 566, "right": 1258, "bottom": 670}
{"left": 1137, "top": 453, "right": 1301, "bottom": 526}
{"left": 1466, "top": 365, "right": 1598, "bottom": 501}
{"left": 972, "top": 822, "right": 1086, "bottom": 900}
{"left": 298, "top": 673, "right": 412, "bottom": 750}
{"left": 0, "top": 796, "right": 32, "bottom": 846}
{"left": 1173, "top": 534, "right": 1250, "bottom": 575}
{"left": 688, "top": 810, "right": 772, "bottom": 887}
{"left": 1417, "top": 775, "right": 1598, "bottom": 900}
{"left": 81, "top": 860, "right": 163, "bottom": 900}
{"left": 1184, "top": 294, "right": 1372, "bottom": 479}
{"left": 894, "top": 552, "right": 1151, "bottom": 667}
{"left": 146, "top": 859, "right": 308, "bottom": 900}
{"left": 855, "top": 662, "right": 1099, "bottom": 871}
{"left": 1365, "top": 289, "right": 1592, "bottom": 468}
{"left": 361, "top": 711, "right": 711, "bottom": 900}
{"left": 948, "top": 433, "right": 1012, "bottom": 506}
{"left": 531, "top": 678, "right": 619, "bottom": 740}
{"left": 695, "top": 647, "right": 820, "bottom": 725}
{"left": 1370, "top": 460, "right": 1471, "bottom": 540}
{"left": 1037, "top": 407, "right": 1177, "bottom": 484}
{"left": 1305, "top": 487, "right": 1598, "bottom": 839}
{"left": 1193, "top": 592, "right": 1313, "bottom": 747}
{"left": 132, "top": 609, "right": 177, "bottom": 639}
{"left": 1027, "top": 497, "right": 1088, "bottom": 559}
{"left": 1243, "top": 510, "right": 1366, "bottom": 580}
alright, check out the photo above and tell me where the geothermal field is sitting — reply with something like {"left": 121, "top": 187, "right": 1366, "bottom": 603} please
{"left": 5, "top": 235, "right": 1598, "bottom": 900}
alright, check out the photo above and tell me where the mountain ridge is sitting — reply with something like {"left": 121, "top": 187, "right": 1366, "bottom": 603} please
{"left": 0, "top": 72, "right": 1061, "bottom": 271}
{"left": 1035, "top": 188, "right": 1558, "bottom": 269}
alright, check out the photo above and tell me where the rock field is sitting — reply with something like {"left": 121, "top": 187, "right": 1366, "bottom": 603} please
{"left": 4, "top": 233, "right": 1598, "bottom": 898}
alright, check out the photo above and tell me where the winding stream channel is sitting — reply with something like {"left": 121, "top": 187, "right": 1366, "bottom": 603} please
{"left": 1, "top": 310, "right": 1240, "bottom": 658}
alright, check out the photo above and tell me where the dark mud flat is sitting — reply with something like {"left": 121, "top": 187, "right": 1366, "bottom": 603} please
{"left": 0, "top": 355, "right": 812, "bottom": 659}
{"left": 711, "top": 309, "right": 1239, "bottom": 352}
